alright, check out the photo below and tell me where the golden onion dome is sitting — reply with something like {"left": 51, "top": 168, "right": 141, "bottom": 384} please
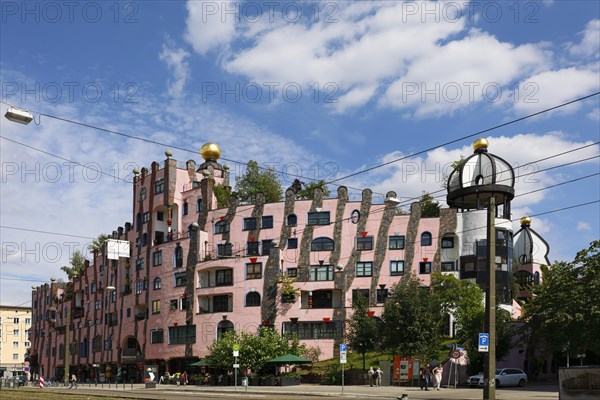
{"left": 473, "top": 138, "right": 489, "bottom": 151}
{"left": 200, "top": 143, "right": 221, "bottom": 161}
{"left": 520, "top": 216, "right": 532, "bottom": 226}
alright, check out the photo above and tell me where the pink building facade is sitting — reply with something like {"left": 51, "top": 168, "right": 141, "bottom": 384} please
{"left": 29, "top": 144, "right": 548, "bottom": 382}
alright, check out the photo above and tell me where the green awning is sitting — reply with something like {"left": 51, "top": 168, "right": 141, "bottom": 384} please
{"left": 265, "top": 354, "right": 312, "bottom": 365}
{"left": 190, "top": 360, "right": 210, "bottom": 367}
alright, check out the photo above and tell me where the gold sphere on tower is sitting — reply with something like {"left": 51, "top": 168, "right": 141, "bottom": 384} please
{"left": 473, "top": 138, "right": 489, "bottom": 151}
{"left": 200, "top": 143, "right": 221, "bottom": 161}
{"left": 520, "top": 216, "right": 532, "bottom": 226}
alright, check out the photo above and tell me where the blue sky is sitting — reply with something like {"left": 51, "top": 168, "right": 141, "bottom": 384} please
{"left": 1, "top": 0, "right": 599, "bottom": 306}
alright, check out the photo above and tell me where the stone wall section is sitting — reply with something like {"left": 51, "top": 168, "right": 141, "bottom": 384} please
{"left": 297, "top": 188, "right": 324, "bottom": 282}
{"left": 433, "top": 208, "right": 457, "bottom": 272}
{"left": 404, "top": 202, "right": 422, "bottom": 273}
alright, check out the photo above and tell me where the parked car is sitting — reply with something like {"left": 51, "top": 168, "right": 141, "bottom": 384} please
{"left": 468, "top": 368, "right": 528, "bottom": 387}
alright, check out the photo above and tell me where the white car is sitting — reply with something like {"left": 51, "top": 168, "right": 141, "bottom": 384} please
{"left": 468, "top": 368, "right": 528, "bottom": 387}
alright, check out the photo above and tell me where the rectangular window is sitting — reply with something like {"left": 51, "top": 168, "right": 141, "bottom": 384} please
{"left": 376, "top": 288, "right": 389, "bottom": 303}
{"left": 136, "top": 259, "right": 144, "bottom": 271}
{"left": 247, "top": 242, "right": 259, "bottom": 256}
{"left": 13, "top": 341, "right": 18, "bottom": 348}
{"left": 135, "top": 280, "right": 147, "bottom": 295}
{"left": 442, "top": 237, "right": 455, "bottom": 248}
{"left": 309, "top": 265, "right": 334, "bottom": 281}
{"left": 127, "top": 308, "right": 131, "bottom": 318}
{"left": 441, "top": 261, "right": 456, "bottom": 272}
{"left": 283, "top": 321, "right": 341, "bottom": 340}
{"left": 352, "top": 289, "right": 370, "bottom": 305}
{"left": 180, "top": 297, "right": 189, "bottom": 310}
{"left": 142, "top": 212, "right": 150, "bottom": 223}
{"left": 213, "top": 295, "right": 230, "bottom": 312}
{"left": 261, "top": 216, "right": 274, "bottom": 229}
{"left": 90, "top": 283, "right": 96, "bottom": 294}
{"left": 153, "top": 251, "right": 162, "bottom": 266}
{"left": 356, "top": 262, "right": 373, "bottom": 277}
{"left": 154, "top": 178, "right": 164, "bottom": 194}
{"left": 151, "top": 329, "right": 164, "bottom": 344}
{"left": 286, "top": 267, "right": 298, "bottom": 277}
{"left": 157, "top": 211, "right": 164, "bottom": 221}
{"left": 243, "top": 217, "right": 257, "bottom": 230}
{"left": 25, "top": 341, "right": 30, "bottom": 348}
{"left": 174, "top": 272, "right": 187, "bottom": 287}
{"left": 25, "top": 318, "right": 31, "bottom": 324}
{"left": 170, "top": 299, "right": 178, "bottom": 310}
{"left": 390, "top": 260, "right": 405, "bottom": 276}
{"left": 261, "top": 240, "right": 272, "bottom": 256}
{"left": 214, "top": 221, "right": 230, "bottom": 234}
{"left": 13, "top": 329, "right": 19, "bottom": 336}
{"left": 14, "top": 317, "right": 19, "bottom": 323}
{"left": 217, "top": 243, "right": 233, "bottom": 257}
{"left": 168, "top": 325, "right": 196, "bottom": 344}
{"left": 389, "top": 235, "right": 405, "bottom": 250}
{"left": 287, "top": 238, "right": 298, "bottom": 249}
{"left": 357, "top": 236, "right": 374, "bottom": 251}
{"left": 216, "top": 269, "right": 233, "bottom": 286}
{"left": 311, "top": 290, "right": 333, "bottom": 308}
{"left": 246, "top": 262, "right": 262, "bottom": 279}
{"left": 152, "top": 300, "right": 161, "bottom": 314}
{"left": 183, "top": 202, "right": 188, "bottom": 215}
{"left": 13, "top": 354, "right": 19, "bottom": 360}
{"left": 94, "top": 301, "right": 101, "bottom": 310}
{"left": 307, "top": 211, "right": 330, "bottom": 226}
{"left": 419, "top": 262, "right": 432, "bottom": 274}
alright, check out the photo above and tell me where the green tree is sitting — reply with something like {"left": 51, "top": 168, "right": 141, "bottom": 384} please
{"left": 524, "top": 240, "right": 600, "bottom": 359}
{"left": 419, "top": 192, "right": 440, "bottom": 218}
{"left": 235, "top": 160, "right": 282, "bottom": 204}
{"left": 346, "top": 291, "right": 380, "bottom": 370}
{"left": 382, "top": 273, "right": 443, "bottom": 358}
{"left": 297, "top": 180, "right": 330, "bottom": 199}
{"left": 61, "top": 250, "right": 86, "bottom": 280}
{"left": 213, "top": 183, "right": 232, "bottom": 208}
{"left": 88, "top": 234, "right": 108, "bottom": 253}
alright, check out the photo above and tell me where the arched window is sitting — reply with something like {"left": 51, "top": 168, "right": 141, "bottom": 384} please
{"left": 534, "top": 271, "right": 540, "bottom": 285}
{"left": 138, "top": 187, "right": 146, "bottom": 202}
{"left": 245, "top": 292, "right": 261, "bottom": 307}
{"left": 175, "top": 244, "right": 184, "bottom": 268}
{"left": 196, "top": 198, "right": 203, "bottom": 213}
{"left": 215, "top": 220, "right": 230, "bottom": 234}
{"left": 217, "top": 320, "right": 234, "bottom": 341}
{"left": 287, "top": 214, "right": 297, "bottom": 226}
{"left": 311, "top": 237, "right": 335, "bottom": 251}
{"left": 421, "top": 232, "right": 432, "bottom": 246}
{"left": 153, "top": 277, "right": 162, "bottom": 290}
{"left": 183, "top": 202, "right": 188, "bottom": 216}
{"left": 142, "top": 233, "right": 148, "bottom": 247}
{"left": 136, "top": 213, "right": 141, "bottom": 232}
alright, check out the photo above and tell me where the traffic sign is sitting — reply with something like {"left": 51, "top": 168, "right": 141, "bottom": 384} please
{"left": 340, "top": 343, "right": 347, "bottom": 352}
{"left": 233, "top": 363, "right": 240, "bottom": 369}
{"left": 233, "top": 344, "right": 239, "bottom": 357}
{"left": 451, "top": 350, "right": 461, "bottom": 359}
{"left": 478, "top": 333, "right": 489, "bottom": 352}
{"left": 340, "top": 352, "right": 347, "bottom": 364}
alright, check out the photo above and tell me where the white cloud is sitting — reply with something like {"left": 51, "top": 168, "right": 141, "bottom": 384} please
{"left": 588, "top": 108, "right": 600, "bottom": 121}
{"left": 185, "top": 0, "right": 237, "bottom": 55}
{"left": 569, "top": 19, "right": 600, "bottom": 59}
{"left": 577, "top": 221, "right": 592, "bottom": 231}
{"left": 159, "top": 41, "right": 191, "bottom": 98}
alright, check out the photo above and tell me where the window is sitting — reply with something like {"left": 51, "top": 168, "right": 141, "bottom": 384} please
{"left": 287, "top": 214, "right": 297, "bottom": 226}
{"left": 390, "top": 260, "right": 405, "bottom": 276}
{"left": 149, "top": 278, "right": 161, "bottom": 292}
{"left": 441, "top": 261, "right": 456, "bottom": 272}
{"left": 352, "top": 289, "right": 370, "bottom": 305}
{"left": 13, "top": 329, "right": 19, "bottom": 336}
{"left": 247, "top": 242, "right": 259, "bottom": 256}
{"left": 90, "top": 283, "right": 96, "bottom": 294}
{"left": 92, "top": 335, "right": 102, "bottom": 352}
{"left": 217, "top": 243, "right": 233, "bottom": 257}
{"left": 215, "top": 220, "right": 230, "bottom": 234}
{"left": 419, "top": 262, "right": 432, "bottom": 274}
{"left": 154, "top": 178, "right": 164, "bottom": 194}
{"left": 245, "top": 292, "right": 261, "bottom": 307}
{"left": 442, "top": 236, "right": 454, "bottom": 248}
{"left": 170, "top": 299, "right": 178, "bottom": 310}
{"left": 13, "top": 341, "right": 18, "bottom": 348}
{"left": 175, "top": 244, "right": 184, "bottom": 268}
{"left": 356, "top": 262, "right": 373, "bottom": 277}
{"left": 153, "top": 251, "right": 162, "bottom": 266}
{"left": 152, "top": 300, "right": 161, "bottom": 314}
{"left": 25, "top": 317, "right": 31, "bottom": 324}
{"left": 213, "top": 295, "right": 230, "bottom": 312}
{"left": 135, "top": 279, "right": 147, "bottom": 294}
{"left": 168, "top": 325, "right": 196, "bottom": 344}
{"left": 216, "top": 269, "right": 233, "bottom": 286}
{"left": 308, "top": 211, "right": 330, "bottom": 225}
{"left": 150, "top": 329, "right": 164, "bottom": 344}
{"left": 243, "top": 217, "right": 257, "bottom": 230}
{"left": 138, "top": 187, "right": 146, "bottom": 201}
{"left": 286, "top": 268, "right": 298, "bottom": 277}
{"left": 376, "top": 288, "right": 389, "bottom": 303}
{"left": 142, "top": 233, "right": 148, "bottom": 246}
{"left": 262, "top": 216, "right": 274, "bottom": 229}
{"left": 357, "top": 236, "right": 374, "bottom": 251}
{"left": 143, "top": 212, "right": 150, "bottom": 223}
{"left": 389, "top": 235, "right": 405, "bottom": 250}
{"left": 309, "top": 265, "right": 334, "bottom": 281}
{"left": 217, "top": 320, "right": 234, "bottom": 340}
{"left": 94, "top": 300, "right": 101, "bottom": 310}
{"left": 174, "top": 272, "right": 187, "bottom": 287}
{"left": 183, "top": 202, "right": 188, "bottom": 215}
{"left": 311, "top": 290, "right": 333, "bottom": 308}
{"left": 24, "top": 342, "right": 30, "bottom": 348}
{"left": 246, "top": 262, "right": 262, "bottom": 279}
{"left": 421, "top": 232, "right": 432, "bottom": 246}
{"left": 13, "top": 354, "right": 19, "bottom": 360}
{"left": 196, "top": 198, "right": 203, "bottom": 212}
{"left": 262, "top": 240, "right": 272, "bottom": 256}
{"left": 283, "top": 321, "right": 341, "bottom": 340}
{"left": 311, "top": 237, "right": 334, "bottom": 251}
{"left": 287, "top": 238, "right": 298, "bottom": 249}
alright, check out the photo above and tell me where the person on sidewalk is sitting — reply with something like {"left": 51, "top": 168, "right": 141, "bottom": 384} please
{"left": 68, "top": 373, "right": 78, "bottom": 389}
{"left": 432, "top": 364, "right": 443, "bottom": 390}
{"left": 368, "top": 367, "right": 374, "bottom": 387}
{"left": 375, "top": 368, "right": 383, "bottom": 387}
{"left": 420, "top": 364, "right": 431, "bottom": 390}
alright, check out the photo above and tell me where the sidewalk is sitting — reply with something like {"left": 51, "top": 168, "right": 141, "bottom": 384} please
{"left": 44, "top": 382, "right": 559, "bottom": 400}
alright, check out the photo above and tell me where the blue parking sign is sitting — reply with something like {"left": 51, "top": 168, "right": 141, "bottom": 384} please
{"left": 340, "top": 343, "right": 347, "bottom": 352}
{"left": 478, "top": 333, "right": 489, "bottom": 352}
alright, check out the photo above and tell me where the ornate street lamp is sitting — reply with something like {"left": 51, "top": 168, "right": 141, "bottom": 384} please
{"left": 446, "top": 138, "right": 515, "bottom": 400}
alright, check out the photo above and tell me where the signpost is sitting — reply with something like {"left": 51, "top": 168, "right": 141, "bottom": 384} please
{"left": 233, "top": 344, "right": 239, "bottom": 392}
{"left": 479, "top": 333, "right": 489, "bottom": 352}
{"left": 340, "top": 344, "right": 347, "bottom": 395}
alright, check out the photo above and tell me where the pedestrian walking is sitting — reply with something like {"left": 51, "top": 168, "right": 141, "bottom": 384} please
{"left": 433, "top": 365, "right": 443, "bottom": 390}
{"left": 420, "top": 364, "right": 431, "bottom": 391}
{"left": 367, "top": 367, "right": 374, "bottom": 387}
{"left": 375, "top": 368, "right": 383, "bottom": 387}
{"left": 68, "top": 373, "right": 78, "bottom": 389}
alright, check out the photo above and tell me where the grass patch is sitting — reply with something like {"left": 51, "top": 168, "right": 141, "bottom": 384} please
{"left": 0, "top": 388, "right": 144, "bottom": 400}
